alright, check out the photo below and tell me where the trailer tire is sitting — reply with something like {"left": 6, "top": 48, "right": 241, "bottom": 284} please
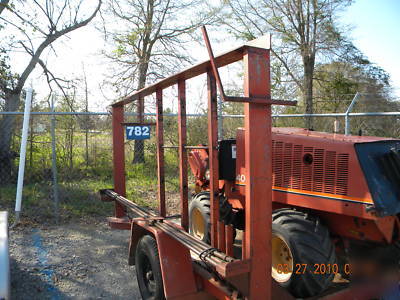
{"left": 135, "top": 235, "right": 165, "bottom": 300}
{"left": 189, "top": 192, "right": 211, "bottom": 243}
{"left": 272, "top": 209, "right": 336, "bottom": 298}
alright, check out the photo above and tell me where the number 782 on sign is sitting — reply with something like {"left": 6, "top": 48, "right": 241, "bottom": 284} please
{"left": 126, "top": 126, "right": 151, "bottom": 140}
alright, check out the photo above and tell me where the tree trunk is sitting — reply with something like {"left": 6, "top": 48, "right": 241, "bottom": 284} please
{"left": 303, "top": 58, "right": 314, "bottom": 129}
{"left": 0, "top": 92, "right": 21, "bottom": 185}
{"left": 133, "top": 63, "right": 148, "bottom": 164}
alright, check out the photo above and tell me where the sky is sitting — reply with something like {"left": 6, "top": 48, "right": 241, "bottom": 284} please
{"left": 6, "top": 0, "right": 400, "bottom": 111}
{"left": 340, "top": 0, "right": 400, "bottom": 96}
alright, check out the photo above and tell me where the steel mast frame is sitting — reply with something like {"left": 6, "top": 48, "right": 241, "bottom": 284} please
{"left": 105, "top": 30, "right": 283, "bottom": 298}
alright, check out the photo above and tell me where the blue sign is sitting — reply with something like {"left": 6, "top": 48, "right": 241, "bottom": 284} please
{"left": 126, "top": 126, "right": 151, "bottom": 140}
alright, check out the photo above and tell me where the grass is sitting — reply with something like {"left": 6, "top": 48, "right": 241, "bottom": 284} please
{"left": 0, "top": 149, "right": 181, "bottom": 224}
{"left": 1, "top": 117, "right": 202, "bottom": 224}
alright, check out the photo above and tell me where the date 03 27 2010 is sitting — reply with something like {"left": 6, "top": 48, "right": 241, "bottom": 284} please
{"left": 276, "top": 263, "right": 351, "bottom": 275}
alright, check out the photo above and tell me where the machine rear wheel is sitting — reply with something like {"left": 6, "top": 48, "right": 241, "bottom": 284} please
{"left": 272, "top": 209, "right": 336, "bottom": 298}
{"left": 135, "top": 235, "right": 165, "bottom": 300}
{"left": 189, "top": 192, "right": 211, "bottom": 243}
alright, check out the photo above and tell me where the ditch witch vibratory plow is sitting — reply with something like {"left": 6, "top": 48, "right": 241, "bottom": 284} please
{"left": 99, "top": 27, "right": 399, "bottom": 299}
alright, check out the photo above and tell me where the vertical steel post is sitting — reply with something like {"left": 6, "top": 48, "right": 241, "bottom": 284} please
{"left": 156, "top": 89, "right": 166, "bottom": 217}
{"left": 243, "top": 48, "right": 271, "bottom": 299}
{"left": 178, "top": 80, "right": 189, "bottom": 230}
{"left": 112, "top": 105, "right": 126, "bottom": 218}
{"left": 207, "top": 71, "right": 220, "bottom": 248}
{"left": 50, "top": 94, "right": 60, "bottom": 224}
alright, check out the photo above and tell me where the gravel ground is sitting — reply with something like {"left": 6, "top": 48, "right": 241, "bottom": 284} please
{"left": 9, "top": 220, "right": 141, "bottom": 300}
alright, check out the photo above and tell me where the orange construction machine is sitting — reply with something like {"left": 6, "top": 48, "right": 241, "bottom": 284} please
{"left": 188, "top": 127, "right": 400, "bottom": 298}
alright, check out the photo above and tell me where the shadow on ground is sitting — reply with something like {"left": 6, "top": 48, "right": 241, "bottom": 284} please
{"left": 9, "top": 221, "right": 141, "bottom": 299}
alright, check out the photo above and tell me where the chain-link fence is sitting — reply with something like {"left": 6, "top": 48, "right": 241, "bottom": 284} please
{"left": 1, "top": 93, "right": 400, "bottom": 223}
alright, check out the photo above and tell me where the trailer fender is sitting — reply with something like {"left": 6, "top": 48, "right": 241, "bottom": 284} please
{"left": 128, "top": 221, "right": 199, "bottom": 299}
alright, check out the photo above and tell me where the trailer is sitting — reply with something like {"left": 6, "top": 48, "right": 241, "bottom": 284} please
{"left": 100, "top": 27, "right": 397, "bottom": 299}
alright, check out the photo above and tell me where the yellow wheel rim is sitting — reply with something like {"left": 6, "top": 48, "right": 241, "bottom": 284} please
{"left": 191, "top": 207, "right": 205, "bottom": 240}
{"left": 271, "top": 234, "right": 293, "bottom": 283}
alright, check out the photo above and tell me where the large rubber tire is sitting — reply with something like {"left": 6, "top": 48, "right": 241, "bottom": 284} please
{"left": 135, "top": 235, "right": 165, "bottom": 300}
{"left": 272, "top": 209, "right": 336, "bottom": 298}
{"left": 189, "top": 192, "right": 211, "bottom": 243}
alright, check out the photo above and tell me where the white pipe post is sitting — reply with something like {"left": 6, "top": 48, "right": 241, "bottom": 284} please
{"left": 0, "top": 211, "right": 9, "bottom": 300}
{"left": 14, "top": 88, "right": 33, "bottom": 224}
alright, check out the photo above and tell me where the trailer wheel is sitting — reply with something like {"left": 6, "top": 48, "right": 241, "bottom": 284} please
{"left": 272, "top": 209, "right": 336, "bottom": 298}
{"left": 135, "top": 235, "right": 165, "bottom": 300}
{"left": 189, "top": 192, "right": 211, "bottom": 243}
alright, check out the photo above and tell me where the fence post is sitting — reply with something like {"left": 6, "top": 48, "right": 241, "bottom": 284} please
{"left": 13, "top": 88, "right": 33, "bottom": 226}
{"left": 345, "top": 92, "right": 360, "bottom": 135}
{"left": 50, "top": 93, "right": 60, "bottom": 224}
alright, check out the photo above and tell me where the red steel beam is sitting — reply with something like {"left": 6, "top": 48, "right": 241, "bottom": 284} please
{"left": 225, "top": 225, "right": 234, "bottom": 257}
{"left": 243, "top": 47, "right": 272, "bottom": 299}
{"left": 138, "top": 95, "right": 144, "bottom": 123}
{"left": 218, "top": 222, "right": 226, "bottom": 252}
{"left": 156, "top": 88, "right": 166, "bottom": 217}
{"left": 112, "top": 105, "right": 126, "bottom": 218}
{"left": 178, "top": 79, "right": 189, "bottom": 230}
{"left": 112, "top": 46, "right": 249, "bottom": 107}
{"left": 207, "top": 71, "right": 220, "bottom": 248}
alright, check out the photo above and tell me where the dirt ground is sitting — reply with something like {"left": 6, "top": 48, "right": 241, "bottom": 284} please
{"left": 9, "top": 219, "right": 141, "bottom": 300}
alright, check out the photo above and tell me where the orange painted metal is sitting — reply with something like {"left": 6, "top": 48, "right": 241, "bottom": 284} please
{"left": 207, "top": 71, "right": 220, "bottom": 249}
{"left": 225, "top": 225, "right": 234, "bottom": 257}
{"left": 188, "top": 149, "right": 209, "bottom": 191}
{"left": 242, "top": 47, "right": 272, "bottom": 299}
{"left": 128, "top": 221, "right": 199, "bottom": 299}
{"left": 112, "top": 46, "right": 247, "bottom": 107}
{"left": 156, "top": 88, "right": 166, "bottom": 217}
{"left": 218, "top": 221, "right": 226, "bottom": 253}
{"left": 178, "top": 79, "right": 189, "bottom": 230}
{"left": 112, "top": 105, "right": 126, "bottom": 218}
{"left": 233, "top": 126, "right": 400, "bottom": 243}
{"left": 106, "top": 217, "right": 131, "bottom": 230}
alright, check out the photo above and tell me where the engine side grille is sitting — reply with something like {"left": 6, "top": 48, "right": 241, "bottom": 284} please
{"left": 272, "top": 140, "right": 349, "bottom": 196}
{"left": 336, "top": 154, "right": 349, "bottom": 195}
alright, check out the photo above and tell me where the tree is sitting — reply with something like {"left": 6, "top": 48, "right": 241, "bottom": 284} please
{"left": 103, "top": 0, "right": 212, "bottom": 163}
{"left": 0, "top": 0, "right": 101, "bottom": 184}
{"left": 220, "top": 0, "right": 352, "bottom": 128}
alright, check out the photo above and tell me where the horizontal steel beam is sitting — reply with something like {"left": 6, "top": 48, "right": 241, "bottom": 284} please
{"left": 112, "top": 45, "right": 250, "bottom": 107}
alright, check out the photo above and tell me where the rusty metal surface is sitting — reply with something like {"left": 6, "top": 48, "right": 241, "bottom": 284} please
{"left": 111, "top": 106, "right": 126, "bottom": 218}
{"left": 128, "top": 221, "right": 200, "bottom": 298}
{"left": 120, "top": 122, "right": 156, "bottom": 126}
{"left": 273, "top": 127, "right": 394, "bottom": 143}
{"left": 207, "top": 71, "right": 220, "bottom": 249}
{"left": 178, "top": 79, "right": 189, "bottom": 231}
{"left": 201, "top": 26, "right": 296, "bottom": 107}
{"left": 113, "top": 46, "right": 246, "bottom": 107}
{"left": 242, "top": 48, "right": 272, "bottom": 299}
{"left": 156, "top": 88, "right": 166, "bottom": 217}
{"left": 101, "top": 190, "right": 245, "bottom": 277}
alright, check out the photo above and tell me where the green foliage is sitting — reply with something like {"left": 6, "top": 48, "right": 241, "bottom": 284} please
{"left": 0, "top": 49, "right": 17, "bottom": 99}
